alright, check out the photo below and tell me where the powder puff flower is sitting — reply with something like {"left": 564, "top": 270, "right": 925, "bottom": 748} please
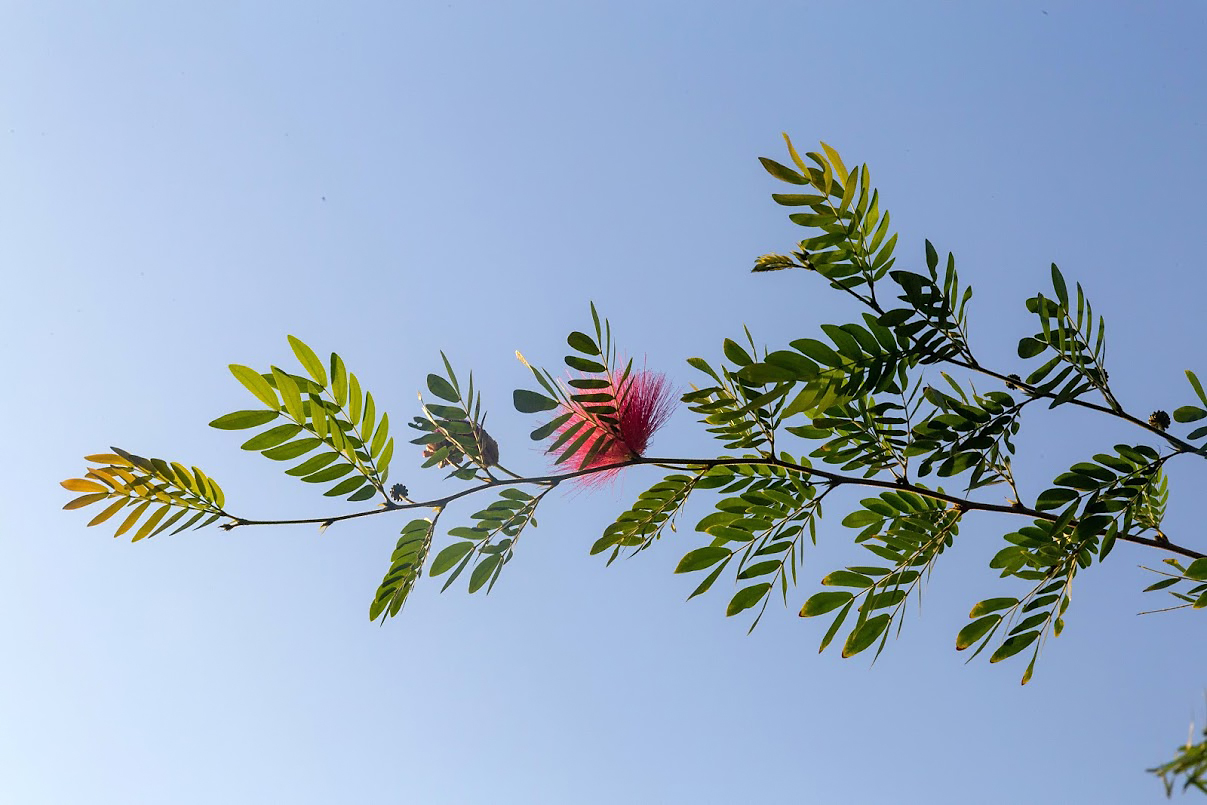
{"left": 549, "top": 368, "right": 676, "bottom": 484}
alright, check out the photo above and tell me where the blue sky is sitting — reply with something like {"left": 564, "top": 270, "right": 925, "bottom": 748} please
{"left": 3, "top": 2, "right": 1206, "bottom": 802}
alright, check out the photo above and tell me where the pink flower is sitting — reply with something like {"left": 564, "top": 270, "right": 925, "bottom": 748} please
{"left": 551, "top": 369, "right": 676, "bottom": 483}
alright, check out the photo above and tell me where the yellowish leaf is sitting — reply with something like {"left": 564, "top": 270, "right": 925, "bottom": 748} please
{"left": 820, "top": 141, "right": 849, "bottom": 183}
{"left": 61, "top": 478, "right": 108, "bottom": 494}
{"left": 113, "top": 501, "right": 150, "bottom": 538}
{"left": 84, "top": 453, "right": 129, "bottom": 465}
{"left": 88, "top": 499, "right": 128, "bottom": 527}
{"left": 63, "top": 492, "right": 108, "bottom": 510}
{"left": 782, "top": 132, "right": 808, "bottom": 175}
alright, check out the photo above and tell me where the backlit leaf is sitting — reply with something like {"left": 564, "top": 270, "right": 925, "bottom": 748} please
{"left": 63, "top": 492, "right": 108, "bottom": 510}
{"left": 675, "top": 547, "right": 732, "bottom": 573}
{"left": 325, "top": 476, "right": 367, "bottom": 497}
{"left": 427, "top": 374, "right": 459, "bottom": 403}
{"left": 331, "top": 353, "right": 348, "bottom": 407}
{"left": 468, "top": 555, "right": 501, "bottom": 593}
{"left": 230, "top": 365, "right": 278, "bottom": 408}
{"left": 969, "top": 597, "right": 1018, "bottom": 617}
{"left": 759, "top": 157, "right": 807, "bottom": 185}
{"left": 430, "top": 542, "right": 475, "bottom": 576}
{"left": 842, "top": 614, "right": 890, "bottom": 658}
{"left": 956, "top": 614, "right": 1001, "bottom": 650}
{"left": 801, "top": 590, "right": 853, "bottom": 617}
{"left": 241, "top": 424, "right": 302, "bottom": 451}
{"left": 726, "top": 583, "right": 772, "bottom": 616}
{"left": 61, "top": 478, "right": 109, "bottom": 494}
{"left": 262, "top": 438, "right": 321, "bottom": 461}
{"left": 989, "top": 630, "right": 1040, "bottom": 663}
{"left": 209, "top": 410, "right": 279, "bottom": 430}
{"left": 272, "top": 368, "right": 305, "bottom": 422}
{"left": 87, "top": 498, "right": 128, "bottom": 527}
{"left": 1173, "top": 406, "right": 1206, "bottom": 423}
{"left": 288, "top": 335, "right": 327, "bottom": 386}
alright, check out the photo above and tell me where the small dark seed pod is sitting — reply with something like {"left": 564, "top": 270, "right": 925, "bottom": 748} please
{"left": 477, "top": 427, "right": 500, "bottom": 467}
{"left": 1148, "top": 410, "right": 1171, "bottom": 431}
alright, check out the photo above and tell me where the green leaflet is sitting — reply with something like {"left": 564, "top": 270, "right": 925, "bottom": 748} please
{"left": 726, "top": 583, "right": 772, "bottom": 616}
{"left": 675, "top": 547, "right": 731, "bottom": 573}
{"left": 800, "top": 591, "right": 853, "bottom": 617}
{"left": 210, "top": 410, "right": 278, "bottom": 430}
{"left": 429, "top": 541, "right": 475, "bottom": 576}
{"left": 229, "top": 364, "right": 278, "bottom": 408}
{"left": 288, "top": 335, "right": 327, "bottom": 387}
{"left": 514, "top": 389, "right": 558, "bottom": 413}
{"left": 842, "top": 614, "right": 890, "bottom": 658}
{"left": 426, "top": 374, "right": 459, "bottom": 403}
{"left": 956, "top": 615, "right": 1001, "bottom": 650}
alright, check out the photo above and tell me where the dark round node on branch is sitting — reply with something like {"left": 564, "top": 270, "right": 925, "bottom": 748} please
{"left": 219, "top": 522, "right": 236, "bottom": 531}
{"left": 390, "top": 483, "right": 409, "bottom": 502}
{"left": 1148, "top": 410, "right": 1171, "bottom": 431}
{"left": 1005, "top": 373, "right": 1022, "bottom": 390}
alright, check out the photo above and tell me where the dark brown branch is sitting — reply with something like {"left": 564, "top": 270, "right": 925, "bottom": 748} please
{"left": 223, "top": 454, "right": 1205, "bottom": 561}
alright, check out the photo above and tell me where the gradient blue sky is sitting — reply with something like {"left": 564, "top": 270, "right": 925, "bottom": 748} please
{"left": 3, "top": 3, "right": 1206, "bottom": 803}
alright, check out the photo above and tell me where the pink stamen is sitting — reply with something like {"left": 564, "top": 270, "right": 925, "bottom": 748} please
{"left": 551, "top": 369, "right": 676, "bottom": 485}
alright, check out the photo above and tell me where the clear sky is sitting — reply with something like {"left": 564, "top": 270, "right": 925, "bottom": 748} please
{"left": 3, "top": 2, "right": 1206, "bottom": 803}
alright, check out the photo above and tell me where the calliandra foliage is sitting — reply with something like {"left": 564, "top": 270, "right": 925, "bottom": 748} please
{"left": 61, "top": 137, "right": 1207, "bottom": 795}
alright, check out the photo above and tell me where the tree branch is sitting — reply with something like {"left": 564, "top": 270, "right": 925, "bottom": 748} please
{"left": 221, "top": 454, "right": 1204, "bottom": 561}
